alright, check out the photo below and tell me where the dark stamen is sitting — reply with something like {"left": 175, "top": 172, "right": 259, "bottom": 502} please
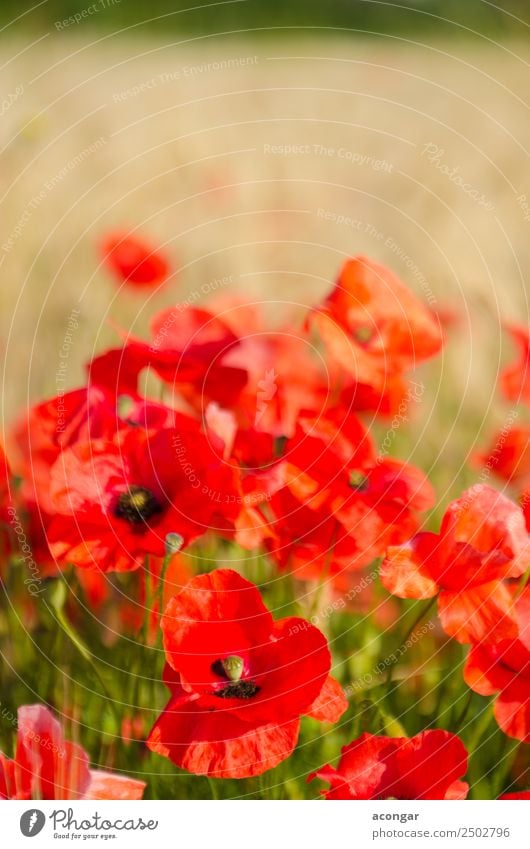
{"left": 213, "top": 680, "right": 260, "bottom": 699}
{"left": 114, "top": 485, "right": 163, "bottom": 525}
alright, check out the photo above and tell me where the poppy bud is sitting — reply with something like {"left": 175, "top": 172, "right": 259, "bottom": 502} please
{"left": 221, "top": 655, "right": 244, "bottom": 682}
{"left": 165, "top": 532, "right": 184, "bottom": 556}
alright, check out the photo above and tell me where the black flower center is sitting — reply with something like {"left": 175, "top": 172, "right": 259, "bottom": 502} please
{"left": 214, "top": 680, "right": 261, "bottom": 699}
{"left": 349, "top": 470, "right": 370, "bottom": 492}
{"left": 211, "top": 656, "right": 260, "bottom": 699}
{"left": 114, "top": 486, "right": 163, "bottom": 524}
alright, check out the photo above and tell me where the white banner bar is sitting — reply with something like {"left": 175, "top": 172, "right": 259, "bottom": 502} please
{"left": 2, "top": 800, "right": 528, "bottom": 848}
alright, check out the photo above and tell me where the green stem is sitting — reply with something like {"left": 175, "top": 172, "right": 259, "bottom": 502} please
{"left": 46, "top": 601, "right": 121, "bottom": 733}
{"left": 467, "top": 702, "right": 495, "bottom": 751}
{"left": 452, "top": 688, "right": 474, "bottom": 731}
{"left": 207, "top": 777, "right": 219, "bottom": 799}
{"left": 386, "top": 597, "right": 437, "bottom": 685}
{"left": 400, "top": 597, "right": 437, "bottom": 645}
{"left": 493, "top": 737, "right": 521, "bottom": 797}
{"left": 309, "top": 527, "right": 338, "bottom": 619}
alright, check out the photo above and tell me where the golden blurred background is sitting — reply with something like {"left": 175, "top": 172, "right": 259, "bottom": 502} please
{"left": 1, "top": 27, "right": 530, "bottom": 502}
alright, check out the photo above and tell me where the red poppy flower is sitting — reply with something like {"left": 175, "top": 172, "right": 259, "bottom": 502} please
{"left": 474, "top": 425, "right": 530, "bottom": 491}
{"left": 499, "top": 791, "right": 530, "bottom": 799}
{"left": 100, "top": 231, "right": 170, "bottom": 288}
{"left": 147, "top": 569, "right": 347, "bottom": 778}
{"left": 500, "top": 324, "right": 530, "bottom": 406}
{"left": 0, "top": 705, "right": 144, "bottom": 800}
{"left": 309, "top": 730, "right": 469, "bottom": 799}
{"left": 464, "top": 589, "right": 530, "bottom": 743}
{"left": 266, "top": 409, "right": 434, "bottom": 578}
{"left": 380, "top": 485, "right": 530, "bottom": 644}
{"left": 9, "top": 389, "right": 181, "bottom": 581}
{"left": 88, "top": 307, "right": 247, "bottom": 410}
{"left": 47, "top": 420, "right": 241, "bottom": 572}
{"left": 309, "top": 256, "right": 443, "bottom": 393}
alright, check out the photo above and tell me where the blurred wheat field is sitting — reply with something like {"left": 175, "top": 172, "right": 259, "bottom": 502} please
{"left": 1, "top": 34, "right": 530, "bottom": 506}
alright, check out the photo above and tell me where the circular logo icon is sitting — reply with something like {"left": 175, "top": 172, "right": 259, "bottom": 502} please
{"left": 20, "top": 810, "right": 46, "bottom": 837}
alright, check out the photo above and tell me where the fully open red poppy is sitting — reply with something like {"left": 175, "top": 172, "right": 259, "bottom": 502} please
{"left": 464, "top": 589, "right": 530, "bottom": 743}
{"left": 309, "top": 730, "right": 469, "bottom": 799}
{"left": 47, "top": 420, "right": 241, "bottom": 572}
{"left": 100, "top": 231, "right": 170, "bottom": 288}
{"left": 0, "top": 705, "right": 144, "bottom": 800}
{"left": 380, "top": 485, "right": 530, "bottom": 643}
{"left": 147, "top": 569, "right": 347, "bottom": 778}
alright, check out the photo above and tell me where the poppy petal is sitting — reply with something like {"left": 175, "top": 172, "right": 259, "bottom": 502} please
{"left": 305, "top": 675, "right": 348, "bottom": 723}
{"left": 438, "top": 583, "right": 518, "bottom": 644}
{"left": 86, "top": 770, "right": 146, "bottom": 800}
{"left": 147, "top": 695, "right": 300, "bottom": 779}
{"left": 380, "top": 534, "right": 439, "bottom": 599}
